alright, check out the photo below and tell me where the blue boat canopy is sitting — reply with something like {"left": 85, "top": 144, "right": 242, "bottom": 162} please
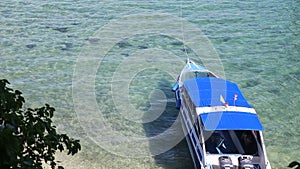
{"left": 183, "top": 77, "right": 264, "bottom": 131}
{"left": 200, "top": 112, "right": 264, "bottom": 131}
{"left": 183, "top": 78, "right": 251, "bottom": 108}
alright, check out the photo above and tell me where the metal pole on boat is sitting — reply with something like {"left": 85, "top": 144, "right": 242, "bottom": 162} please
{"left": 234, "top": 94, "right": 238, "bottom": 106}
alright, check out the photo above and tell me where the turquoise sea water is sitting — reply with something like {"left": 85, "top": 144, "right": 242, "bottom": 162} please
{"left": 1, "top": 0, "right": 299, "bottom": 168}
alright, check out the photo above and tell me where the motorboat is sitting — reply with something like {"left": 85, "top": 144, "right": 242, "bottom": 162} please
{"left": 172, "top": 59, "right": 271, "bottom": 169}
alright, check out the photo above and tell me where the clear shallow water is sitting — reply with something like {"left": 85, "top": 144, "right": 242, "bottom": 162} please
{"left": 1, "top": 0, "right": 299, "bottom": 168}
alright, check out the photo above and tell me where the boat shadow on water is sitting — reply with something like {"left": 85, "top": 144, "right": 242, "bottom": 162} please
{"left": 141, "top": 79, "right": 194, "bottom": 169}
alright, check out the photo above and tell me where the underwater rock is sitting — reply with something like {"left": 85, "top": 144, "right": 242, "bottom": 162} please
{"left": 121, "top": 53, "right": 129, "bottom": 57}
{"left": 245, "top": 79, "right": 260, "bottom": 88}
{"left": 26, "top": 44, "right": 37, "bottom": 49}
{"left": 53, "top": 27, "right": 68, "bottom": 33}
{"left": 60, "top": 42, "right": 73, "bottom": 50}
{"left": 170, "top": 41, "right": 183, "bottom": 46}
{"left": 138, "top": 45, "right": 148, "bottom": 49}
{"left": 180, "top": 48, "right": 192, "bottom": 53}
{"left": 116, "top": 39, "right": 132, "bottom": 48}
{"left": 267, "top": 88, "right": 280, "bottom": 95}
{"left": 71, "top": 22, "right": 80, "bottom": 26}
{"left": 88, "top": 38, "right": 100, "bottom": 44}
{"left": 223, "top": 36, "right": 231, "bottom": 42}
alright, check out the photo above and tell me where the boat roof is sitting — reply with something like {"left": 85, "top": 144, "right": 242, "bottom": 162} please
{"left": 183, "top": 77, "right": 264, "bottom": 131}
{"left": 183, "top": 77, "right": 251, "bottom": 108}
{"left": 200, "top": 111, "right": 263, "bottom": 131}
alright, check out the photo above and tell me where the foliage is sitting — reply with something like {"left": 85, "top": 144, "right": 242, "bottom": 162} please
{"left": 289, "top": 161, "right": 300, "bottom": 169}
{"left": 0, "top": 79, "right": 81, "bottom": 169}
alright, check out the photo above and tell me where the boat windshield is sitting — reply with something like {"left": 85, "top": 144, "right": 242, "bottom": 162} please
{"left": 180, "top": 71, "right": 214, "bottom": 83}
{"left": 204, "top": 130, "right": 259, "bottom": 156}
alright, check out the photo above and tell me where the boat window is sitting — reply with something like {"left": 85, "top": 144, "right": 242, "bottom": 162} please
{"left": 183, "top": 87, "right": 196, "bottom": 121}
{"left": 194, "top": 72, "right": 209, "bottom": 78}
{"left": 207, "top": 72, "right": 216, "bottom": 77}
{"left": 181, "top": 71, "right": 194, "bottom": 82}
{"left": 235, "top": 130, "right": 258, "bottom": 155}
{"left": 204, "top": 131, "right": 239, "bottom": 154}
{"left": 194, "top": 117, "right": 201, "bottom": 139}
{"left": 180, "top": 71, "right": 210, "bottom": 82}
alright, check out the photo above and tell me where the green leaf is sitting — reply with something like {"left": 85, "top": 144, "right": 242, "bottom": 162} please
{"left": 15, "top": 90, "right": 22, "bottom": 95}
